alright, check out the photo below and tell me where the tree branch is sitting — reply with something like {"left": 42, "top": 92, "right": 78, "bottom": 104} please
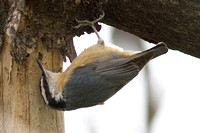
{"left": 100, "top": 0, "right": 200, "bottom": 58}
{"left": 1, "top": 0, "right": 200, "bottom": 63}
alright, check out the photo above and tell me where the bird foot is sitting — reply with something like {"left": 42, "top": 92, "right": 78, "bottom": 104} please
{"left": 75, "top": 11, "right": 105, "bottom": 45}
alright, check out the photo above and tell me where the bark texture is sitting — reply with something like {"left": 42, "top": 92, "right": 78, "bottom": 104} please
{"left": 1, "top": 0, "right": 200, "bottom": 62}
{"left": 0, "top": 0, "right": 69, "bottom": 132}
{"left": 102, "top": 0, "right": 200, "bottom": 58}
{"left": 0, "top": 37, "right": 64, "bottom": 133}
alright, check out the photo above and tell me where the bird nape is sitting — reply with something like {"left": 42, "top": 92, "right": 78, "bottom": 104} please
{"left": 36, "top": 11, "right": 168, "bottom": 111}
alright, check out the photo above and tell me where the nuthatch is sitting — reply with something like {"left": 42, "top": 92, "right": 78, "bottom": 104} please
{"left": 36, "top": 12, "right": 168, "bottom": 111}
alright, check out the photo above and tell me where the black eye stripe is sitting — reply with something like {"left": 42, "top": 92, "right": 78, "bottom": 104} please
{"left": 41, "top": 77, "right": 66, "bottom": 110}
{"left": 42, "top": 77, "right": 52, "bottom": 101}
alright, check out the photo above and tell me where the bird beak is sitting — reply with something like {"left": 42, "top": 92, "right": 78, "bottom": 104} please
{"left": 36, "top": 59, "right": 47, "bottom": 77}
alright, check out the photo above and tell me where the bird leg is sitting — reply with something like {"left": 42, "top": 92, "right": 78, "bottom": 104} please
{"left": 75, "top": 11, "right": 105, "bottom": 45}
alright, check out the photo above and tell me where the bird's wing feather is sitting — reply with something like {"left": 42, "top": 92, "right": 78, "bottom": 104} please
{"left": 95, "top": 57, "right": 140, "bottom": 82}
{"left": 63, "top": 57, "right": 140, "bottom": 110}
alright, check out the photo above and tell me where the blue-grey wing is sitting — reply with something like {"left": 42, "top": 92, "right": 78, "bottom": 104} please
{"left": 61, "top": 42, "right": 167, "bottom": 110}
{"left": 62, "top": 57, "right": 140, "bottom": 110}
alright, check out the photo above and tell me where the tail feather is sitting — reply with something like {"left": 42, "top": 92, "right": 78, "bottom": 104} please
{"left": 130, "top": 42, "right": 168, "bottom": 70}
{"left": 142, "top": 42, "right": 168, "bottom": 59}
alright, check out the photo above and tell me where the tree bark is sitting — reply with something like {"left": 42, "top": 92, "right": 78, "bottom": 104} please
{"left": 0, "top": 37, "right": 64, "bottom": 133}
{"left": 1, "top": 1, "right": 200, "bottom": 61}
{"left": 101, "top": 0, "right": 200, "bottom": 58}
{"left": 0, "top": 1, "right": 66, "bottom": 132}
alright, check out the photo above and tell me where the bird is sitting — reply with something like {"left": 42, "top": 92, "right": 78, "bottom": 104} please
{"left": 36, "top": 12, "right": 168, "bottom": 111}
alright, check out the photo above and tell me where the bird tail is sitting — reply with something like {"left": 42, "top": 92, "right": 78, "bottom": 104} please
{"left": 130, "top": 42, "right": 168, "bottom": 70}
{"left": 143, "top": 42, "right": 168, "bottom": 59}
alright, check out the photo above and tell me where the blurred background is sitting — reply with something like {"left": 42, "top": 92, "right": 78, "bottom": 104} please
{"left": 64, "top": 24, "right": 200, "bottom": 133}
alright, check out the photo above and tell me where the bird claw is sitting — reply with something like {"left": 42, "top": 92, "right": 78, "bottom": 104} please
{"left": 75, "top": 11, "right": 105, "bottom": 29}
{"left": 74, "top": 11, "right": 105, "bottom": 41}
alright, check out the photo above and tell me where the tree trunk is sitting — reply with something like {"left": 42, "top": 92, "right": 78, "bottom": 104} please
{"left": 0, "top": 37, "right": 64, "bottom": 133}
{"left": 0, "top": 1, "right": 79, "bottom": 132}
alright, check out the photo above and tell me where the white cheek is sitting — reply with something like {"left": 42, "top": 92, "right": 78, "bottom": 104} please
{"left": 41, "top": 78, "right": 49, "bottom": 105}
{"left": 55, "top": 91, "right": 63, "bottom": 101}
